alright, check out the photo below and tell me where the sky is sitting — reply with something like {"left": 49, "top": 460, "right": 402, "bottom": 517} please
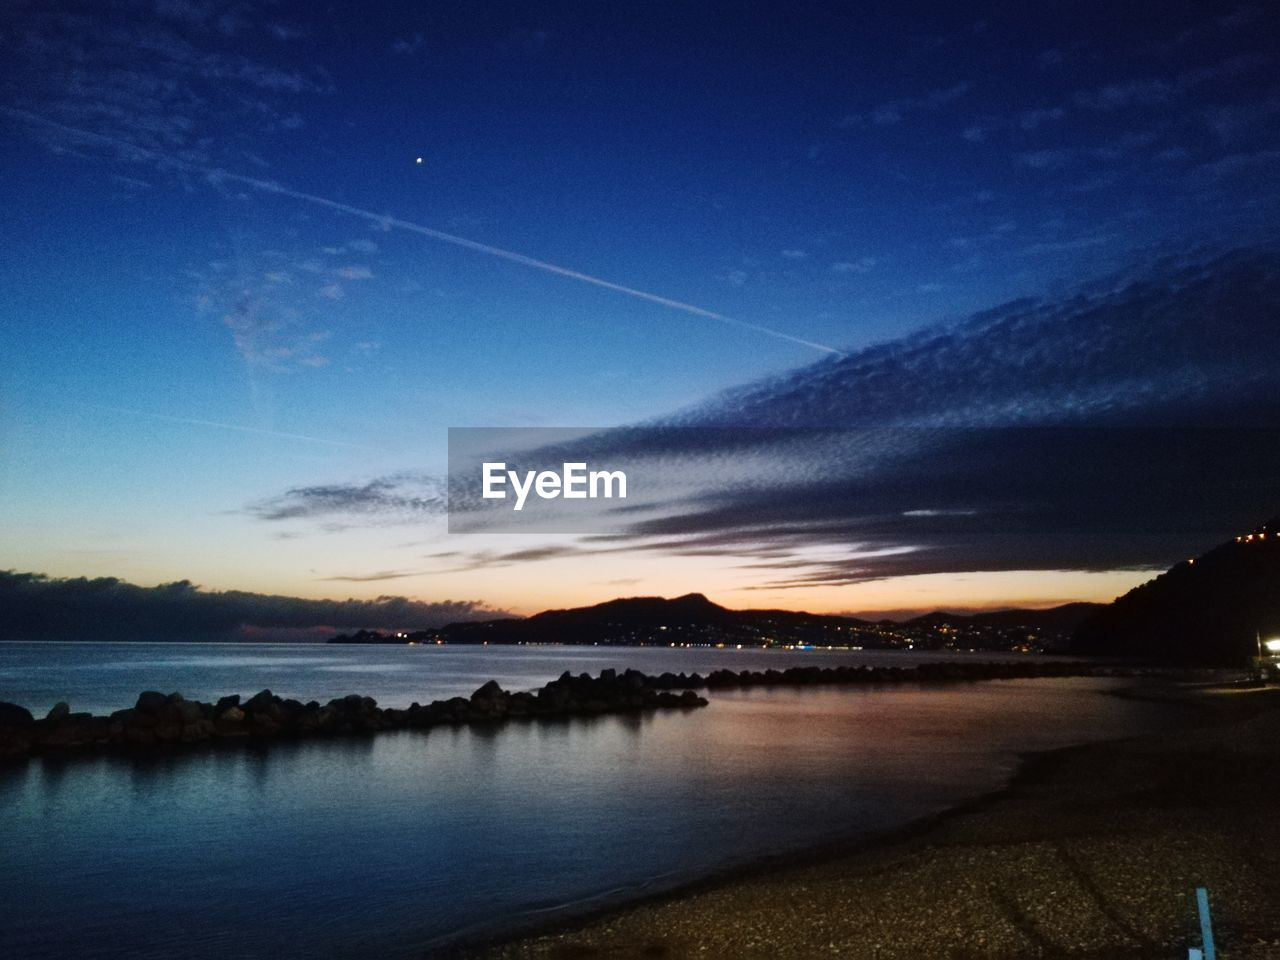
{"left": 1, "top": 1, "right": 1279, "bottom": 625}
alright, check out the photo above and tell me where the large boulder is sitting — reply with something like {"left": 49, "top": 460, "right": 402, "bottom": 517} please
{"left": 135, "top": 691, "right": 168, "bottom": 714}
{"left": 470, "top": 679, "right": 506, "bottom": 701}
{"left": 0, "top": 702, "right": 34, "bottom": 728}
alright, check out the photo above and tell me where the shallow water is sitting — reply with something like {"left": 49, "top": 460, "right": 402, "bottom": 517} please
{"left": 0, "top": 645, "right": 1182, "bottom": 959}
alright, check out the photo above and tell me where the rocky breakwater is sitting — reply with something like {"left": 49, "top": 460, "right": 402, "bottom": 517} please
{"left": 0, "top": 669, "right": 708, "bottom": 761}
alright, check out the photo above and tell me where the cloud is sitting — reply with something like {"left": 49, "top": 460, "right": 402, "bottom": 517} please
{"left": 1016, "top": 149, "right": 1074, "bottom": 170}
{"left": 1200, "top": 148, "right": 1280, "bottom": 179}
{"left": 6, "top": 2, "right": 330, "bottom": 168}
{"left": 320, "top": 570, "right": 425, "bottom": 582}
{"left": 247, "top": 473, "right": 446, "bottom": 523}
{"left": 193, "top": 246, "right": 360, "bottom": 369}
{"left": 1074, "top": 80, "right": 1172, "bottom": 111}
{"left": 838, "top": 82, "right": 972, "bottom": 128}
{"left": 392, "top": 33, "right": 425, "bottom": 55}
{"left": 780, "top": 249, "right": 808, "bottom": 260}
{"left": 1018, "top": 107, "right": 1064, "bottom": 130}
{"left": 335, "top": 265, "right": 374, "bottom": 280}
{"left": 832, "top": 257, "right": 878, "bottom": 274}
{"left": 244, "top": 247, "right": 1280, "bottom": 594}
{"left": 267, "top": 22, "right": 306, "bottom": 42}
{"left": 434, "top": 248, "right": 1280, "bottom": 588}
{"left": 0, "top": 571, "right": 501, "bottom": 641}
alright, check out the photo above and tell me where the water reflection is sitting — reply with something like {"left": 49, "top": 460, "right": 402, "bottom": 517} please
{"left": 0, "top": 675, "right": 1191, "bottom": 960}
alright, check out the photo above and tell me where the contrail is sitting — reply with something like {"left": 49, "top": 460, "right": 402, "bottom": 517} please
{"left": 89, "top": 404, "right": 376, "bottom": 449}
{"left": 2, "top": 107, "right": 845, "bottom": 357}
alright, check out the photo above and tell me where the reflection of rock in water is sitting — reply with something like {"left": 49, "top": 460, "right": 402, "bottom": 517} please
{"left": 0, "top": 658, "right": 1141, "bottom": 761}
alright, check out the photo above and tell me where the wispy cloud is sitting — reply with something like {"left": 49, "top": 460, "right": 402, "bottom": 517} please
{"left": 837, "top": 82, "right": 972, "bottom": 128}
{"left": 832, "top": 257, "right": 878, "bottom": 274}
{"left": 6, "top": 2, "right": 328, "bottom": 168}
{"left": 247, "top": 473, "right": 446, "bottom": 522}
{"left": 1016, "top": 148, "right": 1074, "bottom": 170}
{"left": 392, "top": 33, "right": 425, "bottom": 56}
{"left": 1074, "top": 79, "right": 1172, "bottom": 111}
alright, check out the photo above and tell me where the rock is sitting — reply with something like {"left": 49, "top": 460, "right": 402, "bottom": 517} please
{"left": 45, "top": 701, "right": 71, "bottom": 722}
{"left": 217, "top": 706, "right": 246, "bottom": 723}
{"left": 471, "top": 679, "right": 506, "bottom": 701}
{"left": 244, "top": 689, "right": 276, "bottom": 712}
{"left": 135, "top": 690, "right": 168, "bottom": 714}
{"left": 0, "top": 702, "right": 35, "bottom": 728}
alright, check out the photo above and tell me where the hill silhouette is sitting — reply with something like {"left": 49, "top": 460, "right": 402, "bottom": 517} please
{"left": 1073, "top": 518, "right": 1280, "bottom": 665}
{"left": 334, "top": 594, "right": 1098, "bottom": 651}
{"left": 434, "top": 593, "right": 869, "bottom": 646}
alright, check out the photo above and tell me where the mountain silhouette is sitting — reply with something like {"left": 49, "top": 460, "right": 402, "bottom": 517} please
{"left": 1073, "top": 517, "right": 1280, "bottom": 664}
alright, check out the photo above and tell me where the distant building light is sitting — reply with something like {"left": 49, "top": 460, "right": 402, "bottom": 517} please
{"left": 1265, "top": 639, "right": 1280, "bottom": 654}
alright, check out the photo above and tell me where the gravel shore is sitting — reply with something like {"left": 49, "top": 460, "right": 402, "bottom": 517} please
{"left": 473, "top": 685, "right": 1280, "bottom": 960}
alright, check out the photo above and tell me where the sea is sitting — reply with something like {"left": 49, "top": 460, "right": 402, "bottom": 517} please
{"left": 0, "top": 642, "right": 1188, "bottom": 959}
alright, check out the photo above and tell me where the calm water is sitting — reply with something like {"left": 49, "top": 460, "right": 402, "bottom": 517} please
{"left": 0, "top": 644, "right": 1182, "bottom": 959}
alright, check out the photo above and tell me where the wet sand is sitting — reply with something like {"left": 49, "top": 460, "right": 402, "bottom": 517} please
{"left": 473, "top": 684, "right": 1280, "bottom": 959}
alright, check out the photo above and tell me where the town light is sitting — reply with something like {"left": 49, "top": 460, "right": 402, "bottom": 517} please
{"left": 1265, "top": 639, "right": 1280, "bottom": 654}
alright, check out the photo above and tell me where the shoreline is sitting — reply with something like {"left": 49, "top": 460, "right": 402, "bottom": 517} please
{"left": 464, "top": 680, "right": 1280, "bottom": 960}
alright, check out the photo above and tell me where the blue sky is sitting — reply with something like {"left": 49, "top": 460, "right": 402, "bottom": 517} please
{"left": 1, "top": 1, "right": 1278, "bottom": 618}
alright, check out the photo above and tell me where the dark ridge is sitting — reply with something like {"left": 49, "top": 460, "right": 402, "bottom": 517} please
{"left": 1073, "top": 517, "right": 1280, "bottom": 665}
{"left": 904, "top": 603, "right": 1104, "bottom": 633}
{"left": 333, "top": 596, "right": 1099, "bottom": 653}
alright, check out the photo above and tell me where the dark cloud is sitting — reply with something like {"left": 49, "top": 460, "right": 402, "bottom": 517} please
{"left": 248, "top": 473, "right": 445, "bottom": 522}
{"left": 319, "top": 570, "right": 424, "bottom": 582}
{"left": 250, "top": 249, "right": 1280, "bottom": 590}
{"left": 669, "top": 248, "right": 1280, "bottom": 430}
{"left": 0, "top": 571, "right": 503, "bottom": 641}
{"left": 440, "top": 248, "right": 1280, "bottom": 585}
